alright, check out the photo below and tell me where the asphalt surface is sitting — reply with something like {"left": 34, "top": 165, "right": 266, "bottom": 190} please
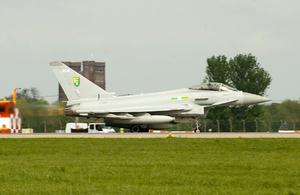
{"left": 1, "top": 132, "right": 300, "bottom": 138}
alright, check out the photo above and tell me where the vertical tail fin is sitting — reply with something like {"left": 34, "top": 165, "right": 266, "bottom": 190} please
{"left": 49, "top": 61, "right": 109, "bottom": 101}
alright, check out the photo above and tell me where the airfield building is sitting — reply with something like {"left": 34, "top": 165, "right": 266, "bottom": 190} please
{"left": 58, "top": 61, "right": 106, "bottom": 101}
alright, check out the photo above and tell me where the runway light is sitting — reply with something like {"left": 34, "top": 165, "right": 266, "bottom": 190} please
{"left": 167, "top": 133, "right": 173, "bottom": 138}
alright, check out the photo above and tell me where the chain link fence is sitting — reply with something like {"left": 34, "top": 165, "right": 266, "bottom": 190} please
{"left": 176, "top": 119, "right": 300, "bottom": 132}
{"left": 21, "top": 117, "right": 300, "bottom": 133}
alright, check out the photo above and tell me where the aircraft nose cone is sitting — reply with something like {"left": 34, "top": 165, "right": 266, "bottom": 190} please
{"left": 243, "top": 92, "right": 271, "bottom": 105}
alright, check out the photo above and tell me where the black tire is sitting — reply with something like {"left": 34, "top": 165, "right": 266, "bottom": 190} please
{"left": 194, "top": 128, "right": 200, "bottom": 133}
{"left": 130, "top": 125, "right": 141, "bottom": 133}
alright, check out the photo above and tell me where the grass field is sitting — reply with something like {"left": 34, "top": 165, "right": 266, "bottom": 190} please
{"left": 0, "top": 138, "right": 300, "bottom": 195}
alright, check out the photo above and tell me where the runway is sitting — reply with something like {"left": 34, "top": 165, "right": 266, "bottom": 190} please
{"left": 1, "top": 132, "right": 300, "bottom": 138}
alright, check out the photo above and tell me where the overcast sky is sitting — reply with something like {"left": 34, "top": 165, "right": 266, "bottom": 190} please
{"left": 1, "top": 0, "right": 299, "bottom": 103}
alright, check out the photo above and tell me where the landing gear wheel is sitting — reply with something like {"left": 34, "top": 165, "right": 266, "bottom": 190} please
{"left": 130, "top": 125, "right": 141, "bottom": 133}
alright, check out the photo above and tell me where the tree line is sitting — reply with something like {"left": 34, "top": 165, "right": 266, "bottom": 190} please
{"left": 203, "top": 53, "right": 272, "bottom": 121}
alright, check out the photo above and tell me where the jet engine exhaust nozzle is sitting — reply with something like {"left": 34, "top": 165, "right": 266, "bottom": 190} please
{"left": 65, "top": 104, "right": 80, "bottom": 116}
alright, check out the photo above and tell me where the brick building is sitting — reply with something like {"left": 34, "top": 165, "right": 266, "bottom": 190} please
{"left": 59, "top": 61, "right": 106, "bottom": 101}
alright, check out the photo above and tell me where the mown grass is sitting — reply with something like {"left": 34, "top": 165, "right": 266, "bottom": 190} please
{"left": 0, "top": 138, "right": 300, "bottom": 195}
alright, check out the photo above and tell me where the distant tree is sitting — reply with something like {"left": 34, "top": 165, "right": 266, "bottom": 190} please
{"left": 5, "top": 87, "right": 48, "bottom": 104}
{"left": 228, "top": 54, "right": 272, "bottom": 120}
{"left": 30, "top": 88, "right": 39, "bottom": 101}
{"left": 203, "top": 53, "right": 272, "bottom": 121}
{"left": 261, "top": 100, "right": 300, "bottom": 121}
{"left": 228, "top": 54, "right": 272, "bottom": 96}
{"left": 203, "top": 55, "right": 230, "bottom": 85}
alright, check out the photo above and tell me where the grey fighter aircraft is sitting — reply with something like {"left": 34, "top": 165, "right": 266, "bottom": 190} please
{"left": 50, "top": 61, "right": 271, "bottom": 132}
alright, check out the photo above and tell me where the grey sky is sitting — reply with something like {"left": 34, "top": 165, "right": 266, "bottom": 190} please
{"left": 1, "top": 0, "right": 299, "bottom": 103}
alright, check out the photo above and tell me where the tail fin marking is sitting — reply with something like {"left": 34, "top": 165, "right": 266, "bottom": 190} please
{"left": 50, "top": 61, "right": 109, "bottom": 101}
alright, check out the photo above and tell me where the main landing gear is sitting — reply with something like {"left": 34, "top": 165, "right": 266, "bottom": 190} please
{"left": 130, "top": 125, "right": 141, "bottom": 132}
{"left": 130, "top": 125, "right": 149, "bottom": 133}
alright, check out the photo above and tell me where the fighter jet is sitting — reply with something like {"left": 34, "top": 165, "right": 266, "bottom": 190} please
{"left": 50, "top": 61, "right": 271, "bottom": 132}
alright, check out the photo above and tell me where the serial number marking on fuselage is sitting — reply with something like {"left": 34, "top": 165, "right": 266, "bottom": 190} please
{"left": 62, "top": 69, "right": 70, "bottom": 73}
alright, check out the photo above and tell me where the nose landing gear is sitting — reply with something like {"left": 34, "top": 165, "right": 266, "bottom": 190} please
{"left": 193, "top": 117, "right": 201, "bottom": 133}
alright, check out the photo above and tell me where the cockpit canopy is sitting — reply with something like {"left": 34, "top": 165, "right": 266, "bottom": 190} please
{"left": 189, "top": 82, "right": 238, "bottom": 92}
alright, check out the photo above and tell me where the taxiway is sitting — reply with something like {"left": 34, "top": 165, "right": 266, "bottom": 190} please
{"left": 1, "top": 132, "right": 300, "bottom": 138}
